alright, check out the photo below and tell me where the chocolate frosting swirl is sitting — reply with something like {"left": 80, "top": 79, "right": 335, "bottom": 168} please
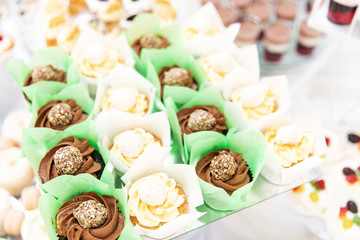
{"left": 24, "top": 65, "right": 67, "bottom": 87}
{"left": 196, "top": 149, "right": 252, "bottom": 195}
{"left": 131, "top": 35, "right": 170, "bottom": 56}
{"left": 177, "top": 105, "right": 227, "bottom": 136}
{"left": 38, "top": 136, "right": 104, "bottom": 184}
{"left": 158, "top": 65, "right": 198, "bottom": 99}
{"left": 56, "top": 192, "right": 125, "bottom": 240}
{"left": 35, "top": 99, "right": 88, "bottom": 130}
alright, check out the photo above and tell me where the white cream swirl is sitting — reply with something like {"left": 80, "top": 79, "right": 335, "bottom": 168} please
{"left": 183, "top": 26, "right": 220, "bottom": 41}
{"left": 200, "top": 52, "right": 239, "bottom": 83}
{"left": 101, "top": 87, "right": 149, "bottom": 115}
{"left": 128, "top": 173, "right": 186, "bottom": 228}
{"left": 265, "top": 124, "right": 315, "bottom": 167}
{"left": 230, "top": 84, "right": 277, "bottom": 120}
{"left": 153, "top": 0, "right": 176, "bottom": 22}
{"left": 110, "top": 128, "right": 161, "bottom": 167}
{"left": 77, "top": 43, "right": 123, "bottom": 79}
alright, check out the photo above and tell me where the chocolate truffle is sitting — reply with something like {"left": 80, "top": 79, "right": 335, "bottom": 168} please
{"left": 188, "top": 109, "right": 216, "bottom": 132}
{"left": 73, "top": 200, "right": 108, "bottom": 229}
{"left": 54, "top": 146, "right": 83, "bottom": 175}
{"left": 132, "top": 33, "right": 170, "bottom": 56}
{"left": 25, "top": 65, "right": 67, "bottom": 86}
{"left": 210, "top": 150, "right": 238, "bottom": 181}
{"left": 48, "top": 103, "right": 74, "bottom": 128}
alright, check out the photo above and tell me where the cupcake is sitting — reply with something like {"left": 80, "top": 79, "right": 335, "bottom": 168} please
{"left": 34, "top": 99, "right": 88, "bottom": 130}
{"left": 131, "top": 33, "right": 170, "bottom": 56}
{"left": 128, "top": 172, "right": 188, "bottom": 230}
{"left": 177, "top": 105, "right": 228, "bottom": 136}
{"left": 38, "top": 136, "right": 105, "bottom": 183}
{"left": 55, "top": 192, "right": 125, "bottom": 239}
{"left": 153, "top": 0, "right": 177, "bottom": 24}
{"left": 24, "top": 65, "right": 67, "bottom": 88}
{"left": 94, "top": 64, "right": 155, "bottom": 116}
{"left": 0, "top": 148, "right": 34, "bottom": 196}
{"left": 328, "top": 0, "right": 358, "bottom": 25}
{"left": 97, "top": 0, "right": 124, "bottom": 24}
{"left": 196, "top": 149, "right": 252, "bottom": 195}
{"left": 297, "top": 20, "right": 323, "bottom": 56}
{"left": 263, "top": 22, "right": 292, "bottom": 62}
{"left": 96, "top": 111, "right": 171, "bottom": 172}
{"left": 276, "top": 1, "right": 298, "bottom": 22}
{"left": 56, "top": 24, "right": 81, "bottom": 55}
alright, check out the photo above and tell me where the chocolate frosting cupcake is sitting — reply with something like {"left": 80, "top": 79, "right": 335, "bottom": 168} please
{"left": 38, "top": 136, "right": 105, "bottom": 184}
{"left": 177, "top": 105, "right": 227, "bottom": 136}
{"left": 35, "top": 99, "right": 88, "bottom": 130}
{"left": 158, "top": 65, "right": 198, "bottom": 99}
{"left": 56, "top": 192, "right": 125, "bottom": 240}
{"left": 132, "top": 33, "right": 170, "bottom": 56}
{"left": 24, "top": 65, "right": 67, "bottom": 87}
{"left": 196, "top": 149, "right": 252, "bottom": 195}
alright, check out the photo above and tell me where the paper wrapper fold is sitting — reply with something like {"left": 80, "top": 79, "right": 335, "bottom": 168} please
{"left": 30, "top": 83, "right": 94, "bottom": 128}
{"left": 38, "top": 174, "right": 142, "bottom": 240}
{"left": 185, "top": 130, "right": 267, "bottom": 211}
{"left": 121, "top": 147, "right": 204, "bottom": 239}
{"left": 260, "top": 116, "right": 327, "bottom": 185}
{"left": 96, "top": 110, "right": 171, "bottom": 174}
{"left": 22, "top": 120, "right": 113, "bottom": 186}
{"left": 223, "top": 74, "right": 291, "bottom": 130}
{"left": 182, "top": 2, "right": 240, "bottom": 58}
{"left": 145, "top": 46, "right": 207, "bottom": 100}
{"left": 164, "top": 87, "right": 239, "bottom": 163}
{"left": 124, "top": 13, "right": 184, "bottom": 75}
{"left": 7, "top": 47, "right": 83, "bottom": 103}
{"left": 94, "top": 64, "right": 156, "bottom": 115}
{"left": 71, "top": 27, "right": 135, "bottom": 96}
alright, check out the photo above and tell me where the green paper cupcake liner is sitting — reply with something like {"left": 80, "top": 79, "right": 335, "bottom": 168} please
{"left": 22, "top": 120, "right": 113, "bottom": 187}
{"left": 7, "top": 47, "right": 84, "bottom": 104}
{"left": 38, "top": 174, "right": 141, "bottom": 240}
{"left": 164, "top": 86, "right": 239, "bottom": 164}
{"left": 145, "top": 47, "right": 207, "bottom": 100}
{"left": 124, "top": 13, "right": 184, "bottom": 76}
{"left": 30, "top": 83, "right": 94, "bottom": 128}
{"left": 185, "top": 129, "right": 267, "bottom": 211}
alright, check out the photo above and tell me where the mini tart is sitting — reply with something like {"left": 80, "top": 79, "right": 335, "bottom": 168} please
{"left": 110, "top": 128, "right": 162, "bottom": 168}
{"left": 38, "top": 136, "right": 105, "bottom": 184}
{"left": 35, "top": 99, "right": 88, "bottom": 130}
{"left": 128, "top": 173, "right": 188, "bottom": 230}
{"left": 131, "top": 34, "right": 170, "bottom": 56}
{"left": 230, "top": 84, "right": 278, "bottom": 121}
{"left": 196, "top": 149, "right": 252, "bottom": 195}
{"left": 158, "top": 65, "right": 198, "bottom": 99}
{"left": 101, "top": 86, "right": 149, "bottom": 115}
{"left": 56, "top": 192, "right": 125, "bottom": 240}
{"left": 177, "top": 105, "right": 227, "bottom": 136}
{"left": 264, "top": 124, "right": 315, "bottom": 168}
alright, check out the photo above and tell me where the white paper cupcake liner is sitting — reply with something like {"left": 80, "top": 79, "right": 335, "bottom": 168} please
{"left": 94, "top": 64, "right": 156, "bottom": 116}
{"left": 121, "top": 147, "right": 204, "bottom": 239}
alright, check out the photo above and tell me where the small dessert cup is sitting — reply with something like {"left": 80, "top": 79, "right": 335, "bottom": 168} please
{"left": 235, "top": 16, "right": 262, "bottom": 47}
{"left": 297, "top": 20, "right": 323, "bottom": 56}
{"left": 328, "top": 0, "right": 358, "bottom": 25}
{"left": 246, "top": 2, "right": 273, "bottom": 35}
{"left": 276, "top": 1, "right": 298, "bottom": 22}
{"left": 263, "top": 22, "right": 292, "bottom": 62}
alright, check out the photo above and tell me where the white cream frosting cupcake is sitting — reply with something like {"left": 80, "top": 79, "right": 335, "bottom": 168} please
{"left": 128, "top": 172, "right": 187, "bottom": 229}
{"left": 153, "top": 0, "right": 177, "bottom": 23}
{"left": 0, "top": 187, "right": 11, "bottom": 236}
{"left": 0, "top": 35, "right": 15, "bottom": 55}
{"left": 1, "top": 109, "right": 32, "bottom": 146}
{"left": 97, "top": 0, "right": 124, "bottom": 23}
{"left": 0, "top": 148, "right": 34, "bottom": 196}
{"left": 200, "top": 52, "right": 239, "bottom": 83}
{"left": 230, "top": 84, "right": 278, "bottom": 121}
{"left": 101, "top": 86, "right": 149, "bottom": 115}
{"left": 265, "top": 124, "right": 315, "bottom": 168}
{"left": 76, "top": 43, "right": 123, "bottom": 79}
{"left": 21, "top": 209, "right": 49, "bottom": 240}
{"left": 57, "top": 24, "right": 81, "bottom": 55}
{"left": 110, "top": 128, "right": 162, "bottom": 167}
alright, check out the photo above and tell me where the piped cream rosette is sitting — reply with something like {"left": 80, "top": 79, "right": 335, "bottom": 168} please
{"left": 94, "top": 64, "right": 156, "bottom": 116}
{"left": 71, "top": 27, "right": 135, "bottom": 96}
{"left": 223, "top": 74, "right": 291, "bottom": 130}
{"left": 96, "top": 111, "right": 171, "bottom": 173}
{"left": 261, "top": 116, "right": 327, "bottom": 185}
{"left": 183, "top": 2, "right": 240, "bottom": 58}
{"left": 122, "top": 147, "right": 204, "bottom": 239}
{"left": 199, "top": 44, "right": 259, "bottom": 90}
